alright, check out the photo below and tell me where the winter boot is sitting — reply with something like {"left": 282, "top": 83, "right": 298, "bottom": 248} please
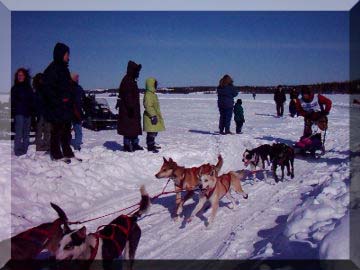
{"left": 123, "top": 144, "right": 134, "bottom": 152}
{"left": 147, "top": 145, "right": 159, "bottom": 153}
{"left": 133, "top": 144, "right": 144, "bottom": 151}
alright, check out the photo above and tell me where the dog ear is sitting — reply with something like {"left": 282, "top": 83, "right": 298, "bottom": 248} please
{"left": 163, "top": 157, "right": 168, "bottom": 163}
{"left": 70, "top": 226, "right": 87, "bottom": 246}
{"left": 169, "top": 158, "right": 174, "bottom": 163}
{"left": 198, "top": 167, "right": 203, "bottom": 178}
{"left": 77, "top": 226, "right": 87, "bottom": 240}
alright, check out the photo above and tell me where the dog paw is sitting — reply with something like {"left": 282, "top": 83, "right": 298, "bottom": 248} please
{"left": 172, "top": 216, "right": 179, "bottom": 222}
{"left": 228, "top": 204, "right": 235, "bottom": 210}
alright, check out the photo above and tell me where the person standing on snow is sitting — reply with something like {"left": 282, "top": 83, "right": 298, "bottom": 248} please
{"left": 71, "top": 73, "right": 85, "bottom": 151}
{"left": 217, "top": 74, "right": 238, "bottom": 135}
{"left": 274, "top": 85, "right": 286, "bottom": 117}
{"left": 11, "top": 68, "right": 34, "bottom": 156}
{"left": 143, "top": 78, "right": 165, "bottom": 153}
{"left": 233, "top": 98, "right": 245, "bottom": 134}
{"left": 289, "top": 88, "right": 299, "bottom": 118}
{"left": 33, "top": 73, "right": 51, "bottom": 152}
{"left": 295, "top": 86, "right": 332, "bottom": 138}
{"left": 117, "top": 61, "right": 143, "bottom": 152}
{"left": 42, "top": 42, "right": 75, "bottom": 162}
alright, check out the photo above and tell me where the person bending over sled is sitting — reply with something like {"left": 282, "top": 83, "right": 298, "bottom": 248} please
{"left": 294, "top": 86, "right": 332, "bottom": 156}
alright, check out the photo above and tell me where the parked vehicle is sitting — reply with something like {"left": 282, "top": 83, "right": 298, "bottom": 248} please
{"left": 82, "top": 94, "right": 118, "bottom": 131}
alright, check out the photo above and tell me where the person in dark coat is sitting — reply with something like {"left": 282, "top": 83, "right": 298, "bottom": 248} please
{"left": 33, "top": 73, "right": 51, "bottom": 152}
{"left": 289, "top": 88, "right": 299, "bottom": 117}
{"left": 274, "top": 85, "right": 286, "bottom": 117}
{"left": 117, "top": 60, "right": 143, "bottom": 152}
{"left": 71, "top": 73, "right": 85, "bottom": 151}
{"left": 42, "top": 42, "right": 75, "bottom": 162}
{"left": 233, "top": 99, "right": 245, "bottom": 134}
{"left": 217, "top": 74, "right": 238, "bottom": 134}
{"left": 11, "top": 68, "right": 34, "bottom": 156}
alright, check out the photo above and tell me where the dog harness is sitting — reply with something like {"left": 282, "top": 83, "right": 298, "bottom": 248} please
{"left": 204, "top": 174, "right": 231, "bottom": 199}
{"left": 12, "top": 218, "right": 63, "bottom": 254}
{"left": 89, "top": 215, "right": 132, "bottom": 261}
{"left": 172, "top": 167, "right": 201, "bottom": 188}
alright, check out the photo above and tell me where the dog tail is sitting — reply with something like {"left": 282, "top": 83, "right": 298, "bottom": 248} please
{"left": 215, "top": 154, "right": 223, "bottom": 174}
{"left": 131, "top": 185, "right": 151, "bottom": 220}
{"left": 50, "top": 202, "right": 71, "bottom": 233}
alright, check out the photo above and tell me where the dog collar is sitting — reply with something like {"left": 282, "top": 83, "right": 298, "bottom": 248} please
{"left": 204, "top": 187, "right": 216, "bottom": 199}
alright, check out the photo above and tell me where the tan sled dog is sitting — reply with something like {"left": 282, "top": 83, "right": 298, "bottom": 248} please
{"left": 187, "top": 169, "right": 248, "bottom": 227}
{"left": 155, "top": 155, "right": 223, "bottom": 220}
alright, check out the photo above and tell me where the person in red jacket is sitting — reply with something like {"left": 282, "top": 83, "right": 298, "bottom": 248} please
{"left": 295, "top": 86, "right": 332, "bottom": 138}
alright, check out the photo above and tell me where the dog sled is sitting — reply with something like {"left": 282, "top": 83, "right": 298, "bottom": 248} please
{"left": 294, "top": 115, "right": 328, "bottom": 158}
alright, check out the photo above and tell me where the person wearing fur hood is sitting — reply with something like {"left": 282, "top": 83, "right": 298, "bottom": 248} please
{"left": 143, "top": 77, "right": 165, "bottom": 153}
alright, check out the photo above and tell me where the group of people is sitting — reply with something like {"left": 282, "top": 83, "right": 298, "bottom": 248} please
{"left": 115, "top": 60, "right": 165, "bottom": 153}
{"left": 216, "top": 76, "right": 332, "bottom": 153}
{"left": 11, "top": 42, "right": 333, "bottom": 159}
{"left": 216, "top": 74, "right": 245, "bottom": 135}
{"left": 11, "top": 43, "right": 166, "bottom": 159}
{"left": 11, "top": 43, "right": 85, "bottom": 160}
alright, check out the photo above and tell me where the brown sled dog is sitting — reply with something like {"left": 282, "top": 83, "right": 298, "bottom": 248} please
{"left": 187, "top": 169, "right": 248, "bottom": 227}
{"left": 155, "top": 155, "right": 223, "bottom": 220}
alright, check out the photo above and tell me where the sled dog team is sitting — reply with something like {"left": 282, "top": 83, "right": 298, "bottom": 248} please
{"left": 6, "top": 145, "right": 294, "bottom": 269}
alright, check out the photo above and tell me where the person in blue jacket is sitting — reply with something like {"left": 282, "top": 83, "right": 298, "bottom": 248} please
{"left": 217, "top": 74, "right": 238, "bottom": 134}
{"left": 11, "top": 68, "right": 34, "bottom": 156}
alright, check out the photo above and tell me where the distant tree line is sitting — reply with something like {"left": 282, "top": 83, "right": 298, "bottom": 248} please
{"left": 87, "top": 80, "right": 360, "bottom": 94}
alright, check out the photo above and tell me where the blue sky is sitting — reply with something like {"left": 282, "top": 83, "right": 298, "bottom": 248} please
{"left": 11, "top": 11, "right": 349, "bottom": 89}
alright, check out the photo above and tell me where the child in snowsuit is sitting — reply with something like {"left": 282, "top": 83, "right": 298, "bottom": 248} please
{"left": 233, "top": 99, "right": 245, "bottom": 134}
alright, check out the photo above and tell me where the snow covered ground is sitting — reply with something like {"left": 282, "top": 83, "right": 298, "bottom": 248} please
{"left": 0, "top": 93, "right": 9, "bottom": 103}
{"left": 0, "top": 93, "right": 353, "bottom": 262}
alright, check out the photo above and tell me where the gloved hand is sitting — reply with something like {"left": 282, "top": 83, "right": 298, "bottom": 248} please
{"left": 127, "top": 108, "right": 134, "bottom": 118}
{"left": 320, "top": 111, "right": 329, "bottom": 117}
{"left": 150, "top": 116, "right": 158, "bottom": 125}
{"left": 312, "top": 111, "right": 325, "bottom": 121}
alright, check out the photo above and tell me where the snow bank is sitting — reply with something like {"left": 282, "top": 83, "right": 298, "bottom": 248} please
{"left": 319, "top": 213, "right": 349, "bottom": 259}
{"left": 284, "top": 162, "right": 349, "bottom": 248}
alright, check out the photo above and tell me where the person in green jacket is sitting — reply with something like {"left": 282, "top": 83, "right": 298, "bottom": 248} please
{"left": 143, "top": 77, "right": 165, "bottom": 153}
{"left": 233, "top": 99, "right": 245, "bottom": 134}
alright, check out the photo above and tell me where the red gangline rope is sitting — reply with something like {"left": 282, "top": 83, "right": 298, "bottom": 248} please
{"left": 69, "top": 179, "right": 192, "bottom": 225}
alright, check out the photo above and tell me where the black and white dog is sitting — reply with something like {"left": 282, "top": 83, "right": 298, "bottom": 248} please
{"left": 55, "top": 186, "right": 150, "bottom": 270}
{"left": 242, "top": 144, "right": 273, "bottom": 171}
